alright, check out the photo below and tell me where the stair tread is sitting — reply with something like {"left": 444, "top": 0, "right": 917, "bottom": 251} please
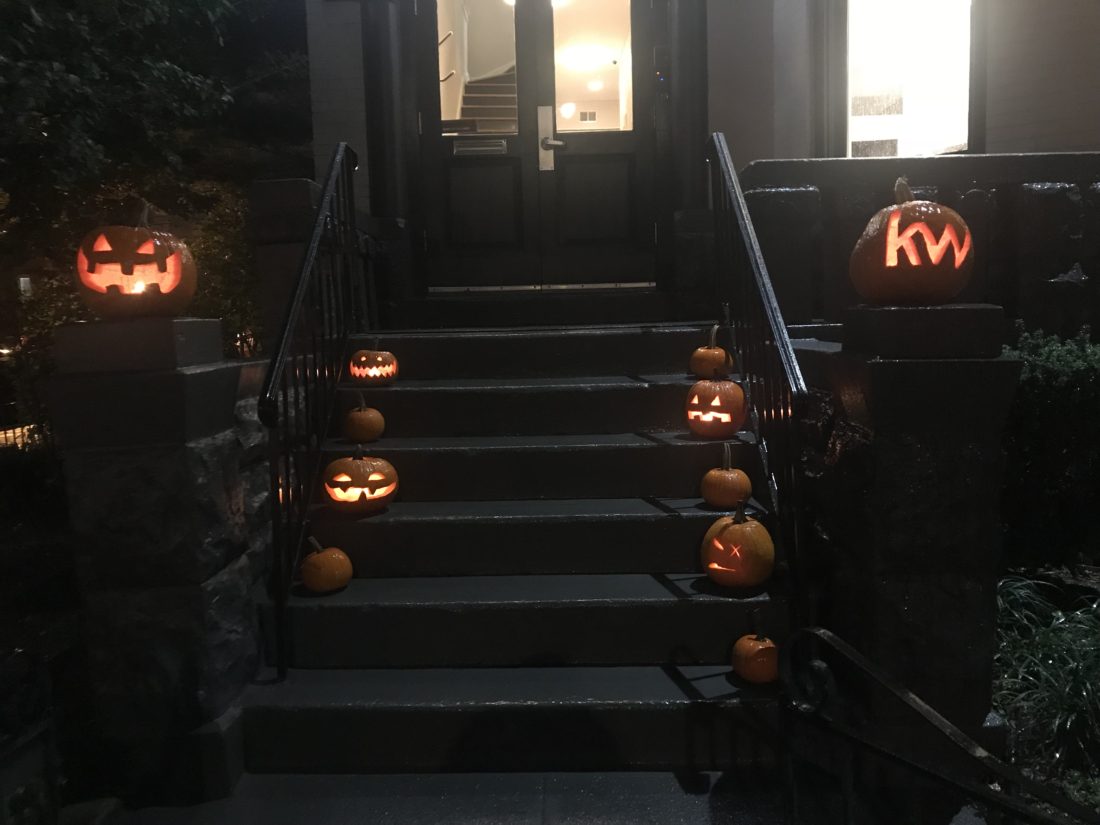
{"left": 246, "top": 664, "right": 774, "bottom": 707}
{"left": 350, "top": 320, "right": 713, "bottom": 337}
{"left": 288, "top": 573, "right": 769, "bottom": 607}
{"left": 341, "top": 373, "right": 701, "bottom": 391}
{"left": 323, "top": 431, "right": 752, "bottom": 452}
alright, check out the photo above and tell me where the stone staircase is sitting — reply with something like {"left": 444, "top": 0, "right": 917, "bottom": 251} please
{"left": 117, "top": 321, "right": 790, "bottom": 822}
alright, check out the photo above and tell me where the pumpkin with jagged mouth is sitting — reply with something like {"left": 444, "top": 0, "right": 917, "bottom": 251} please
{"left": 74, "top": 226, "right": 197, "bottom": 318}
{"left": 349, "top": 349, "right": 398, "bottom": 384}
{"left": 323, "top": 450, "right": 398, "bottom": 513}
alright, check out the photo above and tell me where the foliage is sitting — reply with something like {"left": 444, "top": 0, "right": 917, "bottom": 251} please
{"left": 1002, "top": 326, "right": 1100, "bottom": 568}
{"left": 994, "top": 577, "right": 1100, "bottom": 804}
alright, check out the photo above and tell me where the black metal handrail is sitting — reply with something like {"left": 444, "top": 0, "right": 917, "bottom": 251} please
{"left": 707, "top": 132, "right": 810, "bottom": 620}
{"left": 257, "top": 143, "right": 371, "bottom": 679}
{"left": 783, "top": 627, "right": 1100, "bottom": 825}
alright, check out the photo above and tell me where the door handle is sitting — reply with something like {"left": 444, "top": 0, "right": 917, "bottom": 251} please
{"left": 541, "top": 137, "right": 566, "bottom": 150}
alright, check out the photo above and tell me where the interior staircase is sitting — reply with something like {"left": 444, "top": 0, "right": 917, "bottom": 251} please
{"left": 442, "top": 68, "right": 518, "bottom": 134}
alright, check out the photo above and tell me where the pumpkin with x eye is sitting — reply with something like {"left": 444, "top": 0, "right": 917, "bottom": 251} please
{"left": 701, "top": 505, "right": 774, "bottom": 588}
{"left": 349, "top": 349, "right": 398, "bottom": 385}
{"left": 323, "top": 450, "right": 399, "bottom": 513}
{"left": 74, "top": 225, "right": 197, "bottom": 318}
{"left": 686, "top": 379, "right": 746, "bottom": 439}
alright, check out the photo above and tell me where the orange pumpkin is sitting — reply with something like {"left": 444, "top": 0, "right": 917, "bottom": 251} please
{"left": 701, "top": 442, "right": 752, "bottom": 508}
{"left": 349, "top": 349, "right": 398, "bottom": 385}
{"left": 690, "top": 324, "right": 734, "bottom": 379}
{"left": 300, "top": 537, "right": 354, "bottom": 593}
{"left": 732, "top": 634, "right": 779, "bottom": 684}
{"left": 850, "top": 177, "right": 974, "bottom": 306}
{"left": 686, "top": 379, "right": 746, "bottom": 439}
{"left": 701, "top": 505, "right": 774, "bottom": 588}
{"left": 322, "top": 448, "right": 398, "bottom": 513}
{"left": 343, "top": 393, "right": 385, "bottom": 442}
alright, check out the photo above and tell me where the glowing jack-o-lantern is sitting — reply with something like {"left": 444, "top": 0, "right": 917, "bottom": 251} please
{"left": 701, "top": 442, "right": 752, "bottom": 508}
{"left": 349, "top": 349, "right": 398, "bottom": 384}
{"left": 300, "top": 537, "right": 354, "bottom": 594}
{"left": 322, "top": 449, "right": 398, "bottom": 513}
{"left": 701, "top": 505, "right": 774, "bottom": 588}
{"left": 686, "top": 379, "right": 746, "bottom": 439}
{"left": 690, "top": 324, "right": 734, "bottom": 379}
{"left": 74, "top": 226, "right": 197, "bottom": 318}
{"left": 732, "top": 634, "right": 779, "bottom": 684}
{"left": 850, "top": 177, "right": 974, "bottom": 306}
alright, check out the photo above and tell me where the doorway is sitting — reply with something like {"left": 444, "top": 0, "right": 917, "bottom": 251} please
{"left": 419, "top": 0, "right": 657, "bottom": 290}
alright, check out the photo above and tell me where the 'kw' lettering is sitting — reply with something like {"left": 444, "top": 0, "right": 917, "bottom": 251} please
{"left": 885, "top": 210, "right": 972, "bottom": 269}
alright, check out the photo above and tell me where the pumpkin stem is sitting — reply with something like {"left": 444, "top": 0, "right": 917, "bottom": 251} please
{"left": 722, "top": 441, "right": 732, "bottom": 471}
{"left": 894, "top": 176, "right": 914, "bottom": 205}
{"left": 708, "top": 323, "right": 720, "bottom": 349}
{"left": 138, "top": 199, "right": 152, "bottom": 228}
{"left": 357, "top": 391, "right": 367, "bottom": 409}
{"left": 733, "top": 501, "right": 747, "bottom": 524}
{"left": 353, "top": 444, "right": 364, "bottom": 461}
{"left": 307, "top": 536, "right": 324, "bottom": 554}
{"left": 749, "top": 607, "right": 763, "bottom": 638}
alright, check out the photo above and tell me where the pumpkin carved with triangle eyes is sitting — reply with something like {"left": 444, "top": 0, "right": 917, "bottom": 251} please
{"left": 686, "top": 379, "right": 746, "bottom": 439}
{"left": 74, "top": 226, "right": 197, "bottom": 318}
{"left": 323, "top": 451, "right": 398, "bottom": 513}
{"left": 349, "top": 350, "right": 398, "bottom": 385}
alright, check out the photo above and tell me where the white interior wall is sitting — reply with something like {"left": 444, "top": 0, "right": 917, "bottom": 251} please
{"left": 465, "top": 0, "right": 516, "bottom": 80}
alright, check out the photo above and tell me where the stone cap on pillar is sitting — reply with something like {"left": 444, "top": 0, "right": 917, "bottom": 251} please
{"left": 843, "top": 303, "right": 1007, "bottom": 360}
{"left": 54, "top": 317, "right": 224, "bottom": 374}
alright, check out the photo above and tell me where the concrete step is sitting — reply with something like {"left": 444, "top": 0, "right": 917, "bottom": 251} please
{"left": 242, "top": 667, "right": 782, "bottom": 772}
{"left": 317, "top": 432, "right": 760, "bottom": 502}
{"left": 385, "top": 290, "right": 677, "bottom": 328}
{"left": 335, "top": 373, "right": 713, "bottom": 437}
{"left": 311, "top": 497, "right": 770, "bottom": 577}
{"left": 461, "top": 105, "right": 519, "bottom": 119}
{"left": 347, "top": 323, "right": 720, "bottom": 378}
{"left": 274, "top": 573, "right": 786, "bottom": 668}
{"left": 464, "top": 93, "right": 518, "bottom": 106}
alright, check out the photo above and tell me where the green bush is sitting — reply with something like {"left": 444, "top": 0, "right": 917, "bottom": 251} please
{"left": 1002, "top": 327, "right": 1100, "bottom": 568}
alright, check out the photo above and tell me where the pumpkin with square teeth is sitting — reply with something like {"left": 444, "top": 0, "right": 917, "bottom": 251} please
{"left": 701, "top": 505, "right": 774, "bottom": 588}
{"left": 349, "top": 349, "right": 398, "bottom": 384}
{"left": 323, "top": 448, "right": 398, "bottom": 512}
{"left": 74, "top": 225, "right": 197, "bottom": 318}
{"left": 686, "top": 379, "right": 745, "bottom": 439}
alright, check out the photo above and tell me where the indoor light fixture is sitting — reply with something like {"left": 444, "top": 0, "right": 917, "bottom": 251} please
{"left": 586, "top": 79, "right": 605, "bottom": 92}
{"left": 559, "top": 102, "right": 577, "bottom": 118}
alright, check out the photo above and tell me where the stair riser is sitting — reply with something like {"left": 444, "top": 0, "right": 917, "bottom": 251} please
{"left": 461, "top": 106, "right": 518, "bottom": 119}
{"left": 335, "top": 383, "right": 688, "bottom": 437}
{"left": 314, "top": 513, "right": 748, "bottom": 577}
{"left": 317, "top": 440, "right": 761, "bottom": 502}
{"left": 279, "top": 597, "right": 785, "bottom": 668}
{"left": 243, "top": 705, "right": 778, "bottom": 773}
{"left": 347, "top": 327, "right": 713, "bottom": 378}
{"left": 463, "top": 94, "right": 517, "bottom": 106}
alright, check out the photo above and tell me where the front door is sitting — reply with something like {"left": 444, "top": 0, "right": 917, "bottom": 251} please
{"left": 419, "top": 0, "right": 656, "bottom": 289}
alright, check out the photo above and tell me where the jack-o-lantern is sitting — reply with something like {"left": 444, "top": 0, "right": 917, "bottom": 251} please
{"left": 701, "top": 442, "right": 752, "bottom": 508}
{"left": 732, "top": 634, "right": 779, "bottom": 684}
{"left": 74, "top": 225, "right": 197, "bottom": 318}
{"left": 701, "top": 505, "right": 774, "bottom": 588}
{"left": 300, "top": 537, "right": 354, "bottom": 593}
{"left": 850, "top": 177, "right": 974, "bottom": 306}
{"left": 686, "top": 379, "right": 746, "bottom": 439}
{"left": 343, "top": 394, "right": 385, "bottom": 442}
{"left": 690, "top": 324, "right": 734, "bottom": 379}
{"left": 322, "top": 448, "right": 398, "bottom": 513}
{"left": 349, "top": 349, "right": 398, "bottom": 385}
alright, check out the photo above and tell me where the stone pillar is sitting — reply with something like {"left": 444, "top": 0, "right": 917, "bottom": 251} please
{"left": 46, "top": 318, "right": 269, "bottom": 802}
{"left": 801, "top": 304, "right": 1021, "bottom": 823}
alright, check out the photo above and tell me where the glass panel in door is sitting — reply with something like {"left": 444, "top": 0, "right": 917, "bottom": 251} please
{"left": 552, "top": 0, "right": 633, "bottom": 132}
{"left": 438, "top": 0, "right": 519, "bottom": 135}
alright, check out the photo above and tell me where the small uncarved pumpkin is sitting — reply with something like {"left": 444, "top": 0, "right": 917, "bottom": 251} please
{"left": 732, "top": 634, "right": 779, "bottom": 684}
{"left": 343, "top": 393, "right": 385, "bottom": 442}
{"left": 686, "top": 379, "right": 746, "bottom": 439}
{"left": 701, "top": 505, "right": 774, "bottom": 588}
{"left": 323, "top": 448, "right": 398, "bottom": 513}
{"left": 701, "top": 442, "right": 753, "bottom": 508}
{"left": 690, "top": 324, "right": 734, "bottom": 379}
{"left": 349, "top": 349, "right": 398, "bottom": 384}
{"left": 300, "top": 538, "right": 354, "bottom": 594}
{"left": 850, "top": 177, "right": 974, "bottom": 306}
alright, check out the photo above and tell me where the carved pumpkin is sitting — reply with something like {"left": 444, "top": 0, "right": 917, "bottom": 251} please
{"left": 850, "top": 177, "right": 974, "bottom": 306}
{"left": 732, "top": 634, "right": 779, "bottom": 684}
{"left": 323, "top": 448, "right": 398, "bottom": 513}
{"left": 300, "top": 537, "right": 354, "bottom": 593}
{"left": 701, "top": 505, "right": 774, "bottom": 588}
{"left": 343, "top": 393, "right": 385, "bottom": 442}
{"left": 690, "top": 324, "right": 734, "bottom": 379}
{"left": 686, "top": 379, "right": 746, "bottom": 439}
{"left": 701, "top": 442, "right": 752, "bottom": 508}
{"left": 349, "top": 349, "right": 398, "bottom": 385}
{"left": 74, "top": 225, "right": 197, "bottom": 318}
